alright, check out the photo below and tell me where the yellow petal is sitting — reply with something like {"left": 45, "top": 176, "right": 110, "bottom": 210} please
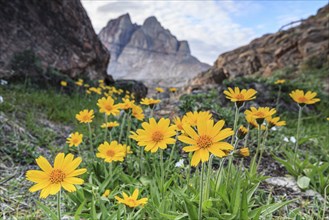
{"left": 29, "top": 180, "right": 51, "bottom": 192}
{"left": 199, "top": 148, "right": 209, "bottom": 162}
{"left": 191, "top": 150, "right": 201, "bottom": 167}
{"left": 61, "top": 182, "right": 76, "bottom": 192}
{"left": 49, "top": 183, "right": 61, "bottom": 195}
{"left": 54, "top": 153, "right": 65, "bottom": 169}
{"left": 66, "top": 168, "right": 87, "bottom": 177}
{"left": 132, "top": 189, "right": 139, "bottom": 200}
{"left": 36, "top": 156, "right": 53, "bottom": 173}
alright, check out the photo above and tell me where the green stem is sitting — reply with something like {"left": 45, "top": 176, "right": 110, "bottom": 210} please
{"left": 204, "top": 155, "right": 213, "bottom": 201}
{"left": 104, "top": 114, "right": 108, "bottom": 141}
{"left": 231, "top": 103, "right": 240, "bottom": 145}
{"left": 126, "top": 114, "right": 132, "bottom": 146}
{"left": 186, "top": 153, "right": 192, "bottom": 185}
{"left": 109, "top": 163, "right": 113, "bottom": 177}
{"left": 119, "top": 113, "right": 127, "bottom": 142}
{"left": 166, "top": 135, "right": 178, "bottom": 171}
{"left": 198, "top": 163, "right": 205, "bottom": 220}
{"left": 140, "top": 147, "right": 144, "bottom": 176}
{"left": 294, "top": 105, "right": 303, "bottom": 154}
{"left": 150, "top": 106, "right": 154, "bottom": 118}
{"left": 160, "top": 150, "right": 164, "bottom": 197}
{"left": 215, "top": 159, "right": 225, "bottom": 191}
{"left": 57, "top": 190, "right": 61, "bottom": 220}
{"left": 276, "top": 85, "right": 281, "bottom": 111}
{"left": 243, "top": 124, "right": 250, "bottom": 147}
{"left": 257, "top": 125, "right": 269, "bottom": 169}
{"left": 293, "top": 105, "right": 303, "bottom": 167}
{"left": 88, "top": 123, "right": 93, "bottom": 153}
{"left": 250, "top": 125, "right": 261, "bottom": 173}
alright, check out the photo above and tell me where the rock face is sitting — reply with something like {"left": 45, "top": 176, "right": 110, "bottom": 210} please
{"left": 0, "top": 0, "right": 110, "bottom": 81}
{"left": 190, "top": 5, "right": 329, "bottom": 87}
{"left": 99, "top": 14, "right": 210, "bottom": 87}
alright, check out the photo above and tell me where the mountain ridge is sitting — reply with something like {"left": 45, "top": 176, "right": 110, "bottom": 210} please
{"left": 99, "top": 14, "right": 210, "bottom": 86}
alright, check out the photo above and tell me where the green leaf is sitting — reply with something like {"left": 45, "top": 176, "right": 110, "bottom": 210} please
{"left": 74, "top": 200, "right": 86, "bottom": 220}
{"left": 35, "top": 200, "right": 58, "bottom": 220}
{"left": 240, "top": 187, "right": 248, "bottom": 220}
{"left": 297, "top": 176, "right": 310, "bottom": 189}
{"left": 202, "top": 199, "right": 213, "bottom": 212}
{"left": 183, "top": 196, "right": 198, "bottom": 220}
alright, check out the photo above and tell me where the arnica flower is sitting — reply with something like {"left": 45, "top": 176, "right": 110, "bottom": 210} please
{"left": 102, "top": 189, "right": 111, "bottom": 197}
{"left": 101, "top": 121, "right": 120, "bottom": 129}
{"left": 266, "top": 117, "right": 286, "bottom": 128}
{"left": 237, "top": 125, "right": 248, "bottom": 139}
{"left": 117, "top": 98, "right": 135, "bottom": 111}
{"left": 76, "top": 109, "right": 94, "bottom": 123}
{"left": 97, "top": 97, "right": 120, "bottom": 116}
{"left": 289, "top": 90, "right": 320, "bottom": 105}
{"left": 123, "top": 144, "right": 133, "bottom": 155}
{"left": 75, "top": 79, "right": 83, "bottom": 86}
{"left": 131, "top": 104, "right": 145, "bottom": 121}
{"left": 140, "top": 98, "right": 161, "bottom": 107}
{"left": 115, "top": 189, "right": 148, "bottom": 208}
{"left": 182, "top": 111, "right": 212, "bottom": 127}
{"left": 96, "top": 141, "right": 126, "bottom": 163}
{"left": 178, "top": 118, "right": 234, "bottom": 167}
{"left": 66, "top": 132, "right": 83, "bottom": 147}
{"left": 245, "top": 115, "right": 266, "bottom": 130}
{"left": 173, "top": 116, "right": 185, "bottom": 132}
{"left": 155, "top": 87, "right": 164, "bottom": 93}
{"left": 88, "top": 87, "right": 102, "bottom": 95}
{"left": 169, "top": 87, "right": 177, "bottom": 93}
{"left": 26, "top": 153, "right": 86, "bottom": 198}
{"left": 130, "top": 118, "right": 176, "bottom": 153}
{"left": 239, "top": 147, "right": 250, "bottom": 157}
{"left": 244, "top": 107, "right": 276, "bottom": 125}
{"left": 60, "top": 81, "right": 67, "bottom": 87}
{"left": 223, "top": 87, "right": 257, "bottom": 106}
{"left": 274, "top": 79, "right": 286, "bottom": 84}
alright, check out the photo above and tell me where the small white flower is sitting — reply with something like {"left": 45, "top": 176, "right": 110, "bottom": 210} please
{"left": 290, "top": 136, "right": 296, "bottom": 143}
{"left": 271, "top": 127, "right": 277, "bottom": 131}
{"left": 0, "top": 96, "right": 3, "bottom": 103}
{"left": 283, "top": 137, "right": 289, "bottom": 142}
{"left": 0, "top": 80, "right": 8, "bottom": 85}
{"left": 175, "top": 159, "right": 184, "bottom": 168}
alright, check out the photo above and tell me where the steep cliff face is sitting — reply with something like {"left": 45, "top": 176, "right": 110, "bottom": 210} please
{"left": 99, "top": 14, "right": 210, "bottom": 86}
{"left": 0, "top": 0, "right": 110, "bottom": 81}
{"left": 190, "top": 4, "right": 329, "bottom": 87}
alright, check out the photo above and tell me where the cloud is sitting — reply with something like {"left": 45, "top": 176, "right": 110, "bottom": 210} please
{"left": 81, "top": 1, "right": 324, "bottom": 64}
{"left": 81, "top": 0, "right": 257, "bottom": 64}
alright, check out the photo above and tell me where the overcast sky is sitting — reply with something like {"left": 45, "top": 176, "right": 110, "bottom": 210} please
{"left": 81, "top": 0, "right": 327, "bottom": 64}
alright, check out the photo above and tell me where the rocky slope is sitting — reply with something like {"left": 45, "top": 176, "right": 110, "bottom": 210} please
{"left": 0, "top": 0, "right": 110, "bottom": 82}
{"left": 99, "top": 14, "right": 210, "bottom": 87}
{"left": 190, "top": 4, "right": 329, "bottom": 88}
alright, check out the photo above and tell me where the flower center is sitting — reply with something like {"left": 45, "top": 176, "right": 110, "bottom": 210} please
{"left": 82, "top": 114, "right": 90, "bottom": 121}
{"left": 152, "top": 131, "right": 164, "bottom": 142}
{"left": 50, "top": 169, "right": 66, "bottom": 184}
{"left": 106, "top": 150, "right": 115, "bottom": 157}
{"left": 235, "top": 94, "right": 245, "bottom": 100}
{"left": 298, "top": 97, "right": 308, "bottom": 103}
{"left": 254, "top": 112, "right": 265, "bottom": 118}
{"left": 127, "top": 198, "right": 137, "bottom": 206}
{"left": 104, "top": 104, "right": 113, "bottom": 111}
{"left": 197, "top": 135, "right": 212, "bottom": 149}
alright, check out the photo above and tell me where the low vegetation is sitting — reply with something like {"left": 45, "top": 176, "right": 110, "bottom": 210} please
{"left": 0, "top": 65, "right": 328, "bottom": 219}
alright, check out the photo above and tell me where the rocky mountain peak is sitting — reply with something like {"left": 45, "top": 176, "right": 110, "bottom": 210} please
{"left": 189, "top": 4, "right": 329, "bottom": 90}
{"left": 99, "top": 14, "right": 210, "bottom": 86}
